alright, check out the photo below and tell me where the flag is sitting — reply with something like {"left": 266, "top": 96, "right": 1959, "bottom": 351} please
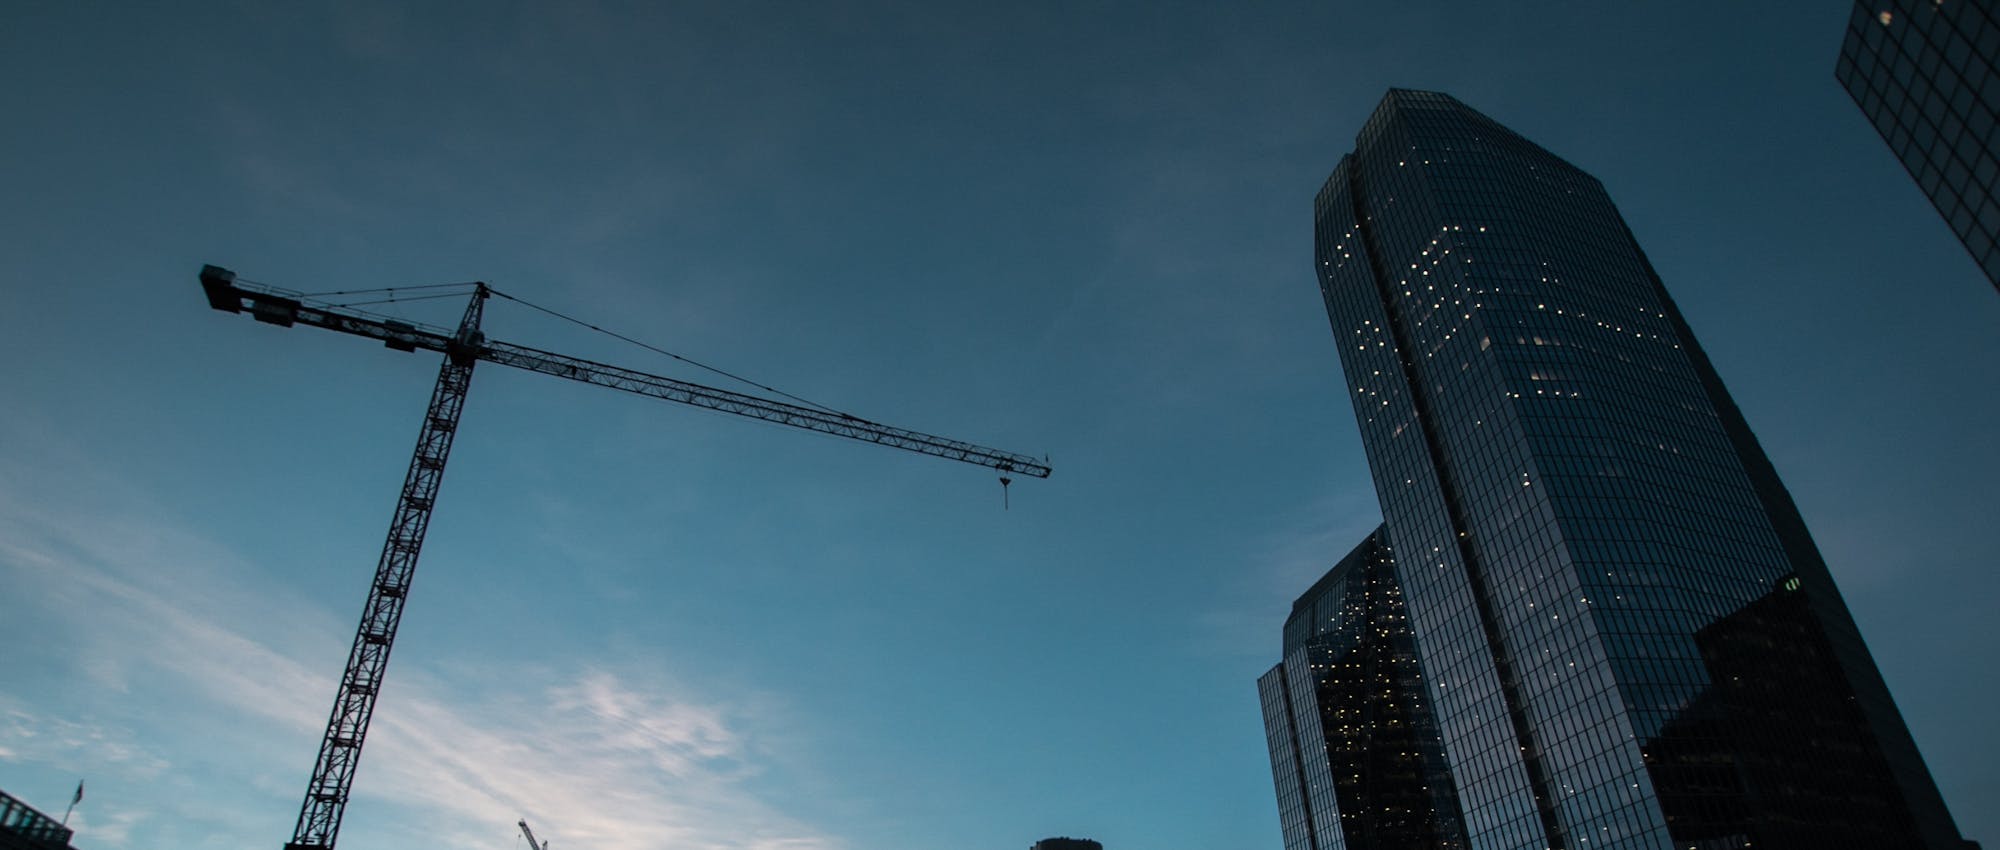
{"left": 71, "top": 780, "right": 83, "bottom": 806}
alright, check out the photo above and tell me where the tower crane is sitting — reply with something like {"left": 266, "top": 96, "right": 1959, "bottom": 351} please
{"left": 518, "top": 819, "right": 548, "bottom": 850}
{"left": 197, "top": 265, "right": 1051, "bottom": 850}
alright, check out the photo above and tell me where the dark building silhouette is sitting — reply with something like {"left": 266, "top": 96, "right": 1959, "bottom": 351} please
{"left": 1031, "top": 838, "right": 1102, "bottom": 850}
{"left": 1263, "top": 88, "right": 1974, "bottom": 850}
{"left": 0, "top": 788, "right": 75, "bottom": 850}
{"left": 1640, "top": 574, "right": 1920, "bottom": 848}
{"left": 1259, "top": 527, "right": 1466, "bottom": 850}
{"left": 1836, "top": 0, "right": 2000, "bottom": 290}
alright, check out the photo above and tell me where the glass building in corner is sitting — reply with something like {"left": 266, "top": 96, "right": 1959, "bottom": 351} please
{"left": 1267, "top": 88, "right": 1973, "bottom": 850}
{"left": 1835, "top": 0, "right": 2000, "bottom": 291}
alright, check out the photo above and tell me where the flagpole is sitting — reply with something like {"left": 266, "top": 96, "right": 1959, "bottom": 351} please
{"left": 60, "top": 780, "right": 82, "bottom": 826}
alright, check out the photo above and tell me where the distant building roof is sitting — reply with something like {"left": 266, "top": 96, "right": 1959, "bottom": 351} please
{"left": 1031, "top": 838, "right": 1102, "bottom": 850}
{"left": 0, "top": 788, "right": 75, "bottom": 850}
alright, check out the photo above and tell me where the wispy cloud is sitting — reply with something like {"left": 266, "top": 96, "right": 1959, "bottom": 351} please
{"left": 0, "top": 702, "right": 171, "bottom": 780}
{"left": 0, "top": 428, "right": 841, "bottom": 850}
{"left": 357, "top": 666, "right": 832, "bottom": 850}
{"left": 62, "top": 806, "right": 147, "bottom": 848}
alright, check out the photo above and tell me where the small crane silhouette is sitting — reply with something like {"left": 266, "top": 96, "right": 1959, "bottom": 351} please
{"left": 201, "top": 266, "right": 1050, "bottom": 850}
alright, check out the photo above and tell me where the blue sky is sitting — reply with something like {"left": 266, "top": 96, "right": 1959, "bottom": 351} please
{"left": 2, "top": 3, "right": 1995, "bottom": 849}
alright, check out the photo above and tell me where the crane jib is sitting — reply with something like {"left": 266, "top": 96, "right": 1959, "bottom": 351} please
{"left": 198, "top": 265, "right": 1051, "bottom": 478}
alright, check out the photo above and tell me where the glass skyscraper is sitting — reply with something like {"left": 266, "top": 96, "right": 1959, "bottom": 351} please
{"left": 1260, "top": 527, "right": 1466, "bottom": 850}
{"left": 1262, "top": 89, "right": 1973, "bottom": 850}
{"left": 1835, "top": 0, "right": 2000, "bottom": 290}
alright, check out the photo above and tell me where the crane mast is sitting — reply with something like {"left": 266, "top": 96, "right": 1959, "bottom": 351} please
{"left": 282, "top": 285, "right": 488, "bottom": 849}
{"left": 519, "top": 819, "right": 548, "bottom": 850}
{"left": 199, "top": 265, "right": 1050, "bottom": 850}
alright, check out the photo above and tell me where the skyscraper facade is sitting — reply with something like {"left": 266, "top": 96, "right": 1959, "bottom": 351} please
{"left": 1264, "top": 89, "right": 1971, "bottom": 850}
{"left": 1835, "top": 0, "right": 2000, "bottom": 290}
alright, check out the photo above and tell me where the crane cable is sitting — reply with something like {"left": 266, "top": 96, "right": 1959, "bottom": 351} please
{"left": 281, "top": 279, "right": 897, "bottom": 437}
{"left": 485, "top": 286, "right": 868, "bottom": 423}
{"left": 266, "top": 276, "right": 1027, "bottom": 502}
{"left": 277, "top": 279, "right": 862, "bottom": 422}
{"left": 294, "top": 282, "right": 486, "bottom": 311}
{"left": 337, "top": 291, "right": 483, "bottom": 308}
{"left": 296, "top": 282, "right": 482, "bottom": 297}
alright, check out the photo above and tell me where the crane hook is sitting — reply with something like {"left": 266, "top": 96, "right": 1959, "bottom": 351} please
{"left": 999, "top": 475, "right": 1012, "bottom": 510}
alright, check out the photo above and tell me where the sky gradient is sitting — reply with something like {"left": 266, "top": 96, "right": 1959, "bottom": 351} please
{"left": 3, "top": 3, "right": 1996, "bottom": 850}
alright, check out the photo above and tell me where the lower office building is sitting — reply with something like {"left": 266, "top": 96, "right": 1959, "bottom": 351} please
{"left": 1260, "top": 89, "right": 1976, "bottom": 850}
{"left": 1260, "top": 527, "right": 1466, "bottom": 850}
